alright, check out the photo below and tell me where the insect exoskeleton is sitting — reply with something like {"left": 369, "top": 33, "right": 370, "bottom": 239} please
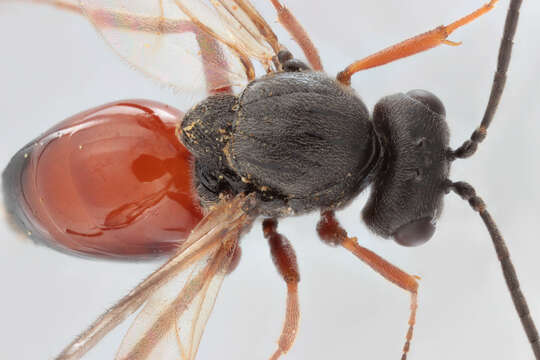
{"left": 180, "top": 70, "right": 451, "bottom": 248}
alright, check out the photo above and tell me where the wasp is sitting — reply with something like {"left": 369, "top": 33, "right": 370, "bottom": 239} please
{"left": 1, "top": 0, "right": 538, "bottom": 359}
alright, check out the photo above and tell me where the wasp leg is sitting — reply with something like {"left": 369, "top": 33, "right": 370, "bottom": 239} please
{"left": 263, "top": 219, "right": 300, "bottom": 360}
{"left": 337, "top": 0, "right": 498, "bottom": 85}
{"left": 317, "top": 211, "right": 419, "bottom": 360}
{"left": 268, "top": 0, "right": 323, "bottom": 71}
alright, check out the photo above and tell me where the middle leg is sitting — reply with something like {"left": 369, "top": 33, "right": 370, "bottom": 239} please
{"left": 317, "top": 210, "right": 419, "bottom": 360}
{"left": 263, "top": 218, "right": 301, "bottom": 360}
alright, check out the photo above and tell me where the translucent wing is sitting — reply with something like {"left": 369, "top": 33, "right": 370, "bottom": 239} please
{"left": 115, "top": 217, "right": 239, "bottom": 360}
{"left": 173, "top": 0, "right": 278, "bottom": 60}
{"left": 79, "top": 0, "right": 279, "bottom": 93}
{"left": 56, "top": 193, "right": 258, "bottom": 360}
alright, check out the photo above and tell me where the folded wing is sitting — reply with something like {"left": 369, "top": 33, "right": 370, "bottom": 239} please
{"left": 79, "top": 0, "right": 280, "bottom": 93}
{"left": 56, "top": 193, "right": 258, "bottom": 360}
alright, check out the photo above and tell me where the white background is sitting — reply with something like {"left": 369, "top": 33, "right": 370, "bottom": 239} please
{"left": 1, "top": 0, "right": 540, "bottom": 359}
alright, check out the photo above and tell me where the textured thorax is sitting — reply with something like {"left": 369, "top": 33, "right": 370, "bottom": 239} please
{"left": 181, "top": 71, "right": 379, "bottom": 216}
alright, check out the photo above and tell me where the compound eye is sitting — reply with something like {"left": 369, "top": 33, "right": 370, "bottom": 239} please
{"left": 393, "top": 217, "right": 435, "bottom": 247}
{"left": 406, "top": 89, "right": 446, "bottom": 117}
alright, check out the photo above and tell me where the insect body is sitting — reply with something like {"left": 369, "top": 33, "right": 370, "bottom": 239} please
{"left": 181, "top": 70, "right": 380, "bottom": 216}
{"left": 3, "top": 100, "right": 202, "bottom": 258}
{"left": 1, "top": 0, "right": 539, "bottom": 359}
{"left": 181, "top": 69, "right": 450, "bottom": 247}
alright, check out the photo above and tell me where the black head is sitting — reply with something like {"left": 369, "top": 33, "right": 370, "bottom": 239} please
{"left": 362, "top": 90, "right": 450, "bottom": 246}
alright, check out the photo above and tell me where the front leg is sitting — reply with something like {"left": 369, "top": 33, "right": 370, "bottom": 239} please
{"left": 317, "top": 210, "right": 419, "bottom": 360}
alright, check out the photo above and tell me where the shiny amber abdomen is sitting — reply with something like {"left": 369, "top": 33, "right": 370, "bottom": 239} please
{"left": 3, "top": 100, "right": 202, "bottom": 259}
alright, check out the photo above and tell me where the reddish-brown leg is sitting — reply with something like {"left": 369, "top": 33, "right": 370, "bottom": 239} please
{"left": 337, "top": 0, "right": 498, "bottom": 85}
{"left": 317, "top": 211, "right": 419, "bottom": 360}
{"left": 268, "top": 0, "right": 323, "bottom": 71}
{"left": 263, "top": 219, "right": 300, "bottom": 360}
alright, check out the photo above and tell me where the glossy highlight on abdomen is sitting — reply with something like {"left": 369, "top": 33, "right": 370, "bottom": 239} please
{"left": 3, "top": 100, "right": 202, "bottom": 259}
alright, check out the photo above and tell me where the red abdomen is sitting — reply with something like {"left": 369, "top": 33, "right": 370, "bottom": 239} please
{"left": 3, "top": 100, "right": 203, "bottom": 259}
